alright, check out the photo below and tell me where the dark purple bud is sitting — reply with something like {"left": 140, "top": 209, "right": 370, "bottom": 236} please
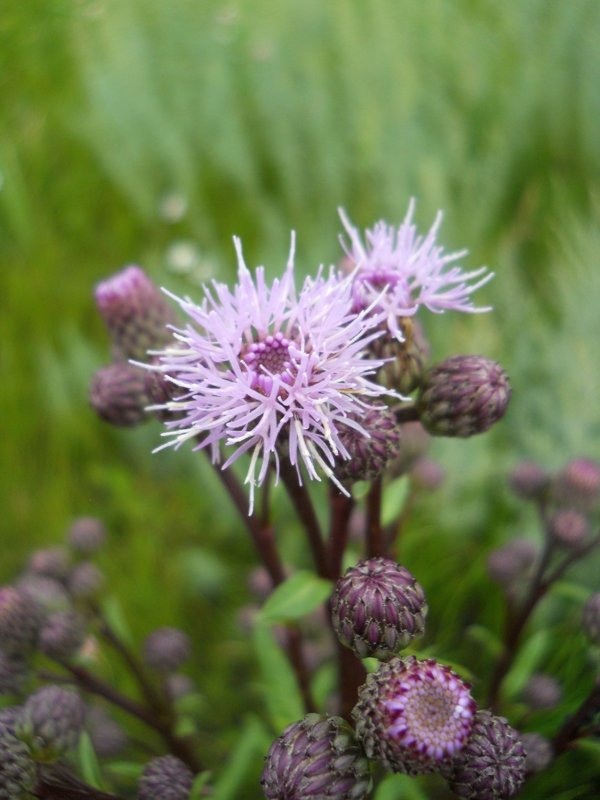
{"left": 261, "top": 713, "right": 371, "bottom": 800}
{"left": 352, "top": 656, "right": 476, "bottom": 775}
{"left": 138, "top": 755, "right": 194, "bottom": 800}
{"left": 370, "top": 316, "right": 430, "bottom": 394}
{"left": 68, "top": 562, "right": 105, "bottom": 600}
{"left": 417, "top": 355, "right": 510, "bottom": 437}
{"left": 582, "top": 592, "right": 600, "bottom": 646}
{"left": 0, "top": 586, "right": 44, "bottom": 656}
{"left": 15, "top": 685, "right": 86, "bottom": 762}
{"left": 39, "top": 611, "right": 86, "bottom": 662}
{"left": 486, "top": 538, "right": 537, "bottom": 588}
{"left": 94, "top": 265, "right": 177, "bottom": 361}
{"left": 0, "top": 725, "right": 36, "bottom": 799}
{"left": 547, "top": 508, "right": 589, "bottom": 549}
{"left": 143, "top": 627, "right": 191, "bottom": 673}
{"left": 508, "top": 461, "right": 549, "bottom": 501}
{"left": 445, "top": 710, "right": 526, "bottom": 799}
{"left": 332, "top": 558, "right": 427, "bottom": 660}
{"left": 520, "top": 674, "right": 562, "bottom": 710}
{"left": 89, "top": 362, "right": 149, "bottom": 427}
{"left": 67, "top": 517, "right": 107, "bottom": 555}
{"left": 27, "top": 548, "right": 71, "bottom": 581}
{"left": 552, "top": 458, "right": 600, "bottom": 511}
{"left": 335, "top": 405, "right": 402, "bottom": 485}
{"left": 521, "top": 732, "right": 553, "bottom": 773}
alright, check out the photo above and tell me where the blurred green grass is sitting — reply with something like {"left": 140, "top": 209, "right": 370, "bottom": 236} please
{"left": 1, "top": 1, "right": 600, "bottom": 794}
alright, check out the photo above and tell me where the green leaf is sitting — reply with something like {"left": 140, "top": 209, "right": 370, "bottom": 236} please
{"left": 381, "top": 476, "right": 410, "bottom": 527}
{"left": 551, "top": 581, "right": 591, "bottom": 604}
{"left": 253, "top": 623, "right": 304, "bottom": 729}
{"left": 106, "top": 762, "right": 144, "bottom": 781}
{"left": 77, "top": 732, "right": 105, "bottom": 791}
{"left": 258, "top": 571, "right": 332, "bottom": 624}
{"left": 100, "top": 596, "right": 134, "bottom": 647}
{"left": 503, "top": 628, "right": 551, "bottom": 699}
{"left": 190, "top": 771, "right": 213, "bottom": 799}
{"left": 375, "top": 773, "right": 429, "bottom": 800}
{"left": 311, "top": 662, "right": 336, "bottom": 708}
{"left": 465, "top": 624, "right": 504, "bottom": 659}
{"left": 212, "top": 716, "right": 271, "bottom": 800}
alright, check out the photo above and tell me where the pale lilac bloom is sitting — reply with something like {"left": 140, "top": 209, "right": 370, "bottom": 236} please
{"left": 339, "top": 200, "right": 493, "bottom": 338}
{"left": 150, "top": 234, "right": 391, "bottom": 512}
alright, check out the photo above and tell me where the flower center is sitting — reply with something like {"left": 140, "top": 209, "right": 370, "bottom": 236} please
{"left": 241, "top": 332, "right": 294, "bottom": 395}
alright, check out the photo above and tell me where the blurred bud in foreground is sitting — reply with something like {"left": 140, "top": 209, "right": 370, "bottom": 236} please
{"left": 87, "top": 706, "right": 128, "bottom": 759}
{"left": 143, "top": 627, "right": 192, "bottom": 673}
{"left": 522, "top": 732, "right": 553, "bottom": 773}
{"left": 389, "top": 421, "right": 430, "bottom": 477}
{"left": 552, "top": 458, "right": 600, "bottom": 511}
{"left": 138, "top": 755, "right": 194, "bottom": 800}
{"left": 520, "top": 674, "right": 562, "bottom": 710}
{"left": 165, "top": 673, "right": 196, "bottom": 702}
{"left": 444, "top": 710, "right": 525, "bottom": 800}
{"left": 68, "top": 562, "right": 105, "bottom": 601}
{"left": 353, "top": 656, "right": 476, "bottom": 775}
{"left": 410, "top": 457, "right": 445, "bottom": 491}
{"left": 0, "top": 651, "right": 29, "bottom": 696}
{"left": 418, "top": 355, "right": 510, "bottom": 437}
{"left": 67, "top": 517, "right": 107, "bottom": 555}
{"left": 487, "top": 538, "right": 537, "bottom": 589}
{"left": 335, "top": 405, "right": 402, "bottom": 485}
{"left": 508, "top": 462, "right": 549, "bottom": 502}
{"left": 582, "top": 592, "right": 600, "bottom": 646}
{"left": 261, "top": 714, "right": 371, "bottom": 800}
{"left": 332, "top": 558, "right": 427, "bottom": 660}
{"left": 90, "top": 363, "right": 149, "bottom": 428}
{"left": 0, "top": 725, "right": 36, "bottom": 799}
{"left": 94, "top": 265, "right": 176, "bottom": 361}
{"left": 0, "top": 586, "right": 43, "bottom": 656}
{"left": 18, "top": 575, "right": 69, "bottom": 614}
{"left": 16, "top": 686, "right": 85, "bottom": 762}
{"left": 40, "top": 611, "right": 86, "bottom": 662}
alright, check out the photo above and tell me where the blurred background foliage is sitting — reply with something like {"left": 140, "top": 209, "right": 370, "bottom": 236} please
{"left": 1, "top": 0, "right": 599, "bottom": 796}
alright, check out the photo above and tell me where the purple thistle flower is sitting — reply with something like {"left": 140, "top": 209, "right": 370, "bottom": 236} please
{"left": 339, "top": 201, "right": 493, "bottom": 338}
{"left": 150, "top": 235, "right": 392, "bottom": 512}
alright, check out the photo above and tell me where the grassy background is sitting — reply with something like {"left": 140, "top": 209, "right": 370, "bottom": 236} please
{"left": 2, "top": 1, "right": 600, "bottom": 796}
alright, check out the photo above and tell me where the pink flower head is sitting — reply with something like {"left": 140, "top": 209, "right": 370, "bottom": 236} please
{"left": 150, "top": 235, "right": 392, "bottom": 512}
{"left": 339, "top": 201, "right": 493, "bottom": 338}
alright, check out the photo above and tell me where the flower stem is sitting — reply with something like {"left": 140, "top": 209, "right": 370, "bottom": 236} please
{"left": 552, "top": 679, "right": 600, "bottom": 755}
{"left": 328, "top": 487, "right": 354, "bottom": 579}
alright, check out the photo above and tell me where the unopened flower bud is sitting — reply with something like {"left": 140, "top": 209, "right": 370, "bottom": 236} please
{"left": 40, "top": 611, "right": 86, "bottom": 662}
{"left": 332, "top": 558, "right": 427, "bottom": 660}
{"left": 521, "top": 674, "right": 562, "bottom": 710}
{"left": 0, "top": 586, "right": 43, "bottom": 656}
{"left": 582, "top": 592, "right": 600, "bottom": 646}
{"left": 165, "top": 673, "right": 196, "bottom": 702}
{"left": 410, "top": 457, "right": 445, "bottom": 490}
{"left": 0, "top": 726, "right": 36, "bottom": 799}
{"left": 445, "top": 710, "right": 525, "bottom": 799}
{"left": 261, "top": 714, "right": 371, "bottom": 800}
{"left": 0, "top": 651, "right": 29, "bottom": 696}
{"left": 353, "top": 656, "right": 476, "bottom": 775}
{"left": 67, "top": 517, "right": 107, "bottom": 555}
{"left": 417, "top": 355, "right": 510, "bottom": 437}
{"left": 16, "top": 686, "right": 85, "bottom": 762}
{"left": 335, "top": 406, "right": 402, "bottom": 485}
{"left": 487, "top": 538, "right": 537, "bottom": 588}
{"left": 522, "top": 732, "right": 553, "bottom": 773}
{"left": 508, "top": 462, "right": 549, "bottom": 501}
{"left": 87, "top": 707, "right": 128, "bottom": 758}
{"left": 370, "top": 317, "right": 429, "bottom": 394}
{"left": 138, "top": 755, "right": 194, "bottom": 800}
{"left": 28, "top": 548, "right": 70, "bottom": 581}
{"left": 143, "top": 627, "right": 191, "bottom": 673}
{"left": 90, "top": 363, "right": 149, "bottom": 427}
{"left": 68, "top": 562, "right": 105, "bottom": 600}
{"left": 548, "top": 509, "right": 589, "bottom": 549}
{"left": 553, "top": 458, "right": 600, "bottom": 511}
{"left": 0, "top": 706, "right": 20, "bottom": 735}
{"left": 18, "top": 575, "right": 70, "bottom": 614}
{"left": 95, "top": 266, "right": 176, "bottom": 361}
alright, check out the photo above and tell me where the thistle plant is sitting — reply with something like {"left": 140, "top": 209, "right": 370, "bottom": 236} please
{"left": 3, "top": 201, "right": 599, "bottom": 799}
